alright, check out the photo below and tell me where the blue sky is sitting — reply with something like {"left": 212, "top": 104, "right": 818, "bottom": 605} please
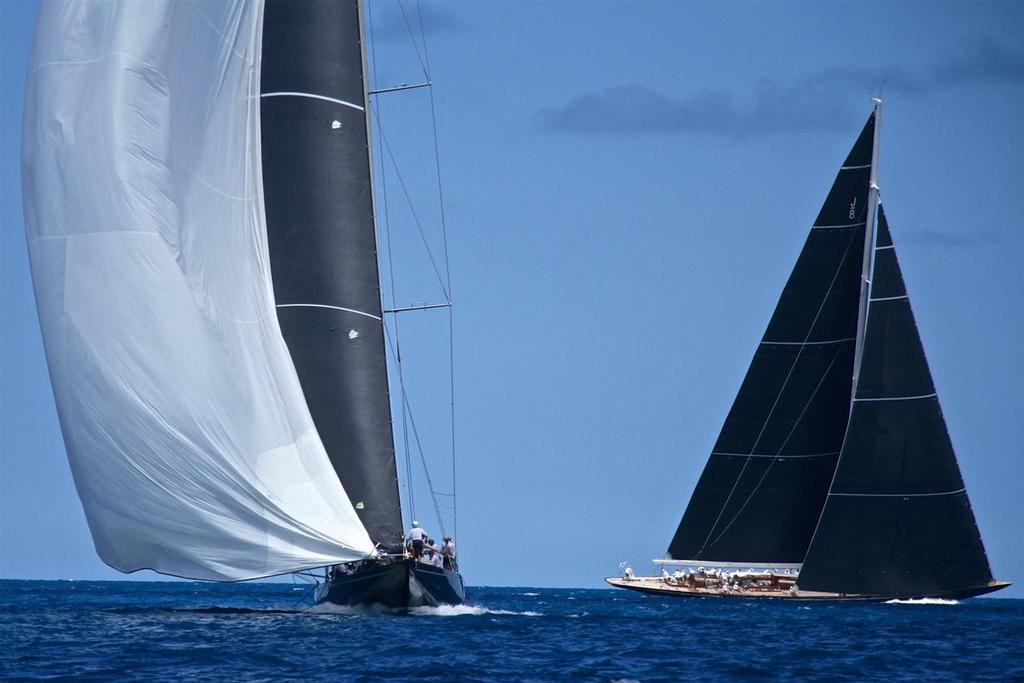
{"left": 2, "top": 1, "right": 1022, "bottom": 596}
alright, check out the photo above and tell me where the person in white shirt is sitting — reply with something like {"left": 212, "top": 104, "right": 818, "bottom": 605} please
{"left": 405, "top": 521, "right": 427, "bottom": 559}
{"left": 422, "top": 538, "right": 440, "bottom": 567}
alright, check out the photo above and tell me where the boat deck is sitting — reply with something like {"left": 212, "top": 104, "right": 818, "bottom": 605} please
{"left": 605, "top": 577, "right": 1011, "bottom": 602}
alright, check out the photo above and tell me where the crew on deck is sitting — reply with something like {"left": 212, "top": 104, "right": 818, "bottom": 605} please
{"left": 441, "top": 536, "right": 457, "bottom": 571}
{"left": 405, "top": 521, "right": 427, "bottom": 559}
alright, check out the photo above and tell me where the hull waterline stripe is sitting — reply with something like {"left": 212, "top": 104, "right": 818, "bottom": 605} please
{"left": 853, "top": 392, "right": 937, "bottom": 402}
{"left": 261, "top": 91, "right": 365, "bottom": 111}
{"left": 829, "top": 488, "right": 966, "bottom": 498}
{"left": 276, "top": 303, "right": 381, "bottom": 321}
{"left": 812, "top": 221, "right": 866, "bottom": 230}
{"left": 869, "top": 294, "right": 908, "bottom": 302}
{"left": 712, "top": 451, "right": 839, "bottom": 459}
{"left": 761, "top": 337, "right": 854, "bottom": 346}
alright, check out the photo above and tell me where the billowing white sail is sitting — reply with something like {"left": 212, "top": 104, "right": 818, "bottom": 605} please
{"left": 21, "top": 0, "right": 374, "bottom": 580}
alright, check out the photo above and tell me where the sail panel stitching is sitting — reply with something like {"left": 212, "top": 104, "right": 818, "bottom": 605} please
{"left": 853, "top": 393, "right": 937, "bottom": 402}
{"left": 812, "top": 221, "right": 866, "bottom": 230}
{"left": 260, "top": 91, "right": 365, "bottom": 111}
{"left": 276, "top": 303, "right": 381, "bottom": 321}
{"left": 761, "top": 337, "right": 854, "bottom": 346}
{"left": 712, "top": 451, "right": 839, "bottom": 459}
{"left": 830, "top": 488, "right": 965, "bottom": 498}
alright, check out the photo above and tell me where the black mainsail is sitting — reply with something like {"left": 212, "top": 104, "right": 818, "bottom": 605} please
{"left": 797, "top": 206, "right": 995, "bottom": 596}
{"left": 260, "top": 0, "right": 403, "bottom": 548}
{"left": 667, "top": 114, "right": 876, "bottom": 565}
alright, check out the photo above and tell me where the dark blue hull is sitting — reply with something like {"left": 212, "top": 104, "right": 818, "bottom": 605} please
{"left": 315, "top": 558, "right": 465, "bottom": 609}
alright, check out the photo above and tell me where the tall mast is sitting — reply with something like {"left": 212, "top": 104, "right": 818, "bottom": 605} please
{"left": 850, "top": 99, "right": 882, "bottom": 391}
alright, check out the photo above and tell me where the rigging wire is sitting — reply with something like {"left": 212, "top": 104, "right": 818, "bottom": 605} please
{"left": 415, "top": 0, "right": 458, "bottom": 544}
{"left": 397, "top": 0, "right": 430, "bottom": 80}
{"left": 365, "top": 0, "right": 458, "bottom": 542}
{"left": 367, "top": 0, "right": 416, "bottom": 522}
{"left": 381, "top": 323, "right": 448, "bottom": 537}
{"left": 369, "top": 112, "right": 450, "bottom": 301}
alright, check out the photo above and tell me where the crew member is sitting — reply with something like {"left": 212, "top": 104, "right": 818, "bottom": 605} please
{"left": 425, "top": 539, "right": 443, "bottom": 567}
{"left": 405, "top": 521, "right": 427, "bottom": 559}
{"left": 441, "top": 536, "right": 457, "bottom": 571}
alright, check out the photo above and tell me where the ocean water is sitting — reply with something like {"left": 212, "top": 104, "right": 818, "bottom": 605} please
{"left": 2, "top": 580, "right": 1022, "bottom": 681}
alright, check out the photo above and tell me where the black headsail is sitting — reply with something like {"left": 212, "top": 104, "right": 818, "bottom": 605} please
{"left": 259, "top": 0, "right": 404, "bottom": 548}
{"left": 797, "top": 206, "right": 995, "bottom": 596}
{"left": 667, "top": 112, "right": 877, "bottom": 565}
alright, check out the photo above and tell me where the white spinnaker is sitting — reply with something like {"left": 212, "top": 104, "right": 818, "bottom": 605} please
{"left": 21, "top": 0, "right": 374, "bottom": 580}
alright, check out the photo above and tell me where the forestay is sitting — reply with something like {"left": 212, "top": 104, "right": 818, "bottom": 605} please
{"left": 22, "top": 0, "right": 374, "bottom": 580}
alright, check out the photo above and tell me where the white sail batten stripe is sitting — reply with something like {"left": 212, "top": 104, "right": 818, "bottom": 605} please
{"left": 869, "top": 294, "right": 908, "bottom": 302}
{"left": 854, "top": 392, "right": 937, "bottom": 403}
{"left": 812, "top": 221, "right": 867, "bottom": 230}
{"left": 761, "top": 337, "right": 854, "bottom": 346}
{"left": 260, "top": 91, "right": 364, "bottom": 111}
{"left": 276, "top": 303, "right": 382, "bottom": 321}
{"left": 875, "top": 244, "right": 894, "bottom": 251}
{"left": 712, "top": 451, "right": 839, "bottom": 459}
{"left": 654, "top": 559, "right": 803, "bottom": 570}
{"left": 829, "top": 488, "right": 966, "bottom": 498}
{"left": 840, "top": 163, "right": 872, "bottom": 170}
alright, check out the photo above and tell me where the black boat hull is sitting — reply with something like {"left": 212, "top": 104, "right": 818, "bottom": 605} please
{"left": 316, "top": 558, "right": 465, "bottom": 609}
{"left": 606, "top": 577, "right": 1011, "bottom": 602}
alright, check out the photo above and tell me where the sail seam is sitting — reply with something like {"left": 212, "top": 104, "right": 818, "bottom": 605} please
{"left": 704, "top": 341, "right": 848, "bottom": 550}
{"left": 695, "top": 225, "right": 860, "bottom": 556}
{"left": 875, "top": 244, "right": 894, "bottom": 251}
{"left": 812, "top": 221, "right": 866, "bottom": 230}
{"left": 869, "top": 294, "right": 908, "bottom": 302}
{"left": 829, "top": 488, "right": 965, "bottom": 498}
{"left": 712, "top": 451, "right": 839, "bottom": 459}
{"left": 853, "top": 392, "right": 936, "bottom": 402}
{"left": 276, "top": 303, "right": 381, "bottom": 321}
{"left": 260, "top": 91, "right": 365, "bottom": 111}
{"left": 761, "top": 337, "right": 854, "bottom": 346}
{"left": 841, "top": 164, "right": 871, "bottom": 170}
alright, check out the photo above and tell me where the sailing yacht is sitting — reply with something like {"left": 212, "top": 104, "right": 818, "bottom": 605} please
{"left": 608, "top": 102, "right": 1009, "bottom": 601}
{"left": 22, "top": 0, "right": 462, "bottom": 608}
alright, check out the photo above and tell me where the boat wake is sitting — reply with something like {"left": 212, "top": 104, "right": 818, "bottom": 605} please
{"left": 409, "top": 604, "right": 542, "bottom": 617}
{"left": 884, "top": 598, "right": 960, "bottom": 606}
{"left": 301, "top": 603, "right": 543, "bottom": 617}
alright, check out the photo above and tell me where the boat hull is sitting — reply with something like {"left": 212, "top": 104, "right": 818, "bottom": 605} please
{"left": 316, "top": 558, "right": 465, "bottom": 609}
{"left": 605, "top": 577, "right": 1011, "bottom": 602}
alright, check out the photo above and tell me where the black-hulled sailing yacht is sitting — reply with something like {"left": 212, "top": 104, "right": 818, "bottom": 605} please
{"left": 608, "top": 102, "right": 1008, "bottom": 601}
{"left": 260, "top": 0, "right": 464, "bottom": 608}
{"left": 22, "top": 0, "right": 461, "bottom": 609}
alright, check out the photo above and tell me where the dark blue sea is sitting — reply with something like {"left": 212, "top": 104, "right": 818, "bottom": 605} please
{"left": 2, "top": 580, "right": 1022, "bottom": 681}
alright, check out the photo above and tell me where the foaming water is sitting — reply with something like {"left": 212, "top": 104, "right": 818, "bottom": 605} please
{"left": 409, "top": 604, "right": 542, "bottom": 617}
{"left": 2, "top": 580, "right": 1020, "bottom": 680}
{"left": 885, "top": 598, "right": 960, "bottom": 606}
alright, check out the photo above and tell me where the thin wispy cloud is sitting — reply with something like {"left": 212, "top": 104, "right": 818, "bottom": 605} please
{"left": 537, "top": 38, "right": 1024, "bottom": 138}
